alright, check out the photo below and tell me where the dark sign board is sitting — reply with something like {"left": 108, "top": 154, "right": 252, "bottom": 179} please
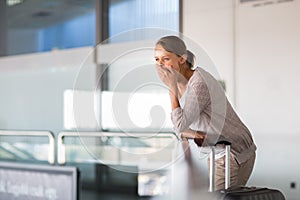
{"left": 96, "top": 164, "right": 138, "bottom": 194}
{"left": 0, "top": 162, "right": 78, "bottom": 200}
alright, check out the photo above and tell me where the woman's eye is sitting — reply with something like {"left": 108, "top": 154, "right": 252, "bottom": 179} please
{"left": 163, "top": 58, "right": 170, "bottom": 61}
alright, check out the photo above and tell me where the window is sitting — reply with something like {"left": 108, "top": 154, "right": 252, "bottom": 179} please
{"left": 108, "top": 0, "right": 180, "bottom": 42}
{"left": 97, "top": 0, "right": 181, "bottom": 131}
{"left": 1, "top": 0, "right": 96, "bottom": 56}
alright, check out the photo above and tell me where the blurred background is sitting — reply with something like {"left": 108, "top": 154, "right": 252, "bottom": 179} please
{"left": 0, "top": 0, "right": 299, "bottom": 199}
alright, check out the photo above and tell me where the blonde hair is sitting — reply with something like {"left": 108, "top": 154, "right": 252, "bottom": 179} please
{"left": 156, "top": 35, "right": 195, "bottom": 68}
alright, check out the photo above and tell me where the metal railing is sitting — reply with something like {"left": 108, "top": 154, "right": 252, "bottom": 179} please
{"left": 57, "top": 131, "right": 176, "bottom": 165}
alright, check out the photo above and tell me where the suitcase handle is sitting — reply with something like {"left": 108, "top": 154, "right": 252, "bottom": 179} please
{"left": 209, "top": 141, "right": 231, "bottom": 192}
{"left": 215, "top": 140, "right": 231, "bottom": 146}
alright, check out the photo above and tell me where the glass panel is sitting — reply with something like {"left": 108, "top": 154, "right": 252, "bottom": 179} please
{"left": 59, "top": 132, "right": 177, "bottom": 196}
{"left": 0, "top": 131, "right": 54, "bottom": 164}
{"left": 108, "top": 0, "right": 179, "bottom": 43}
{"left": 96, "top": 0, "right": 180, "bottom": 132}
{"left": 1, "top": 0, "right": 95, "bottom": 56}
{"left": 62, "top": 133, "right": 176, "bottom": 169}
{"left": 39, "top": 12, "right": 96, "bottom": 52}
{"left": 96, "top": 39, "right": 179, "bottom": 132}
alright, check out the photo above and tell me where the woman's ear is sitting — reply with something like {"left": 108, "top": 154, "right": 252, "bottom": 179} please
{"left": 179, "top": 54, "right": 187, "bottom": 64}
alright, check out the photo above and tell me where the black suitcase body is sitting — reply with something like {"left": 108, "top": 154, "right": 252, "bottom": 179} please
{"left": 212, "top": 186, "right": 286, "bottom": 200}
{"left": 209, "top": 142, "right": 286, "bottom": 200}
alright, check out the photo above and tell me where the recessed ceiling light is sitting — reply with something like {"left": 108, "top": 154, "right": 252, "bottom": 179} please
{"left": 6, "top": 0, "right": 24, "bottom": 7}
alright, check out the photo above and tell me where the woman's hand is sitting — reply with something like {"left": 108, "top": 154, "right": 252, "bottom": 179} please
{"left": 181, "top": 129, "right": 206, "bottom": 139}
{"left": 156, "top": 64, "right": 182, "bottom": 110}
{"left": 181, "top": 129, "right": 207, "bottom": 147}
{"left": 155, "top": 64, "right": 178, "bottom": 90}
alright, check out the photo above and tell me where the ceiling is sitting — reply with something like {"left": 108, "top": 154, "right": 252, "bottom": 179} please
{"left": 6, "top": 0, "right": 95, "bottom": 29}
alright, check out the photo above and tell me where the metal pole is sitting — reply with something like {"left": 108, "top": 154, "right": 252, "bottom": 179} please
{"left": 209, "top": 146, "right": 215, "bottom": 192}
{"left": 225, "top": 145, "right": 231, "bottom": 189}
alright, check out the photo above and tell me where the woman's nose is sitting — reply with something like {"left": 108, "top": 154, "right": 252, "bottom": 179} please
{"left": 157, "top": 59, "right": 163, "bottom": 66}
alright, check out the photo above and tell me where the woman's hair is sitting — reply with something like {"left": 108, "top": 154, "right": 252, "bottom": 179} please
{"left": 156, "top": 35, "right": 195, "bottom": 68}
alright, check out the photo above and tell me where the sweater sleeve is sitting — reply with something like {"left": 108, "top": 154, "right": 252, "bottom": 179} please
{"left": 171, "top": 81, "right": 210, "bottom": 136}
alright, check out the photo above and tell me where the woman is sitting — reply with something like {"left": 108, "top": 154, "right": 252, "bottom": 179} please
{"left": 154, "top": 35, "right": 256, "bottom": 190}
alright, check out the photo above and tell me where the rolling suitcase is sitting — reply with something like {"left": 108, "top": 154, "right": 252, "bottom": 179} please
{"left": 209, "top": 141, "right": 286, "bottom": 200}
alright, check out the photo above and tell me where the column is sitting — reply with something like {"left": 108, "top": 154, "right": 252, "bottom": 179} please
{"left": 0, "top": 1, "right": 7, "bottom": 56}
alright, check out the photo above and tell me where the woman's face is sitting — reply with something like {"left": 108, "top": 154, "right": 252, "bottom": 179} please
{"left": 154, "top": 44, "right": 183, "bottom": 72}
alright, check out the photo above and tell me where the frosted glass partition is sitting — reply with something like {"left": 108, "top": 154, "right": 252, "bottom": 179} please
{"left": 0, "top": 46, "right": 96, "bottom": 134}
{"left": 63, "top": 89, "right": 100, "bottom": 130}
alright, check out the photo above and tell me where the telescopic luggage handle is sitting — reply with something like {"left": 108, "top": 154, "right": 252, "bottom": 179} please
{"left": 209, "top": 141, "right": 232, "bottom": 192}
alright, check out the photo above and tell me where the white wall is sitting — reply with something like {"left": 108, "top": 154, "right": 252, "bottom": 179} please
{"left": 236, "top": 0, "right": 300, "bottom": 135}
{"left": 183, "top": 0, "right": 235, "bottom": 104}
{"left": 236, "top": 2, "right": 300, "bottom": 199}
{"left": 183, "top": 0, "right": 300, "bottom": 199}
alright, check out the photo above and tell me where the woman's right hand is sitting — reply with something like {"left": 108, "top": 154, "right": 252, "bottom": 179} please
{"left": 155, "top": 64, "right": 177, "bottom": 89}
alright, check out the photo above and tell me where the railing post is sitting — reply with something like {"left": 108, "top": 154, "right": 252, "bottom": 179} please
{"left": 225, "top": 145, "right": 231, "bottom": 189}
{"left": 209, "top": 146, "right": 215, "bottom": 192}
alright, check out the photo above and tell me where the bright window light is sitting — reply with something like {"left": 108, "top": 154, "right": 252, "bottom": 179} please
{"left": 101, "top": 91, "right": 173, "bottom": 132}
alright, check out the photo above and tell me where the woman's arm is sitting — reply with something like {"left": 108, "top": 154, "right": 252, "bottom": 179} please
{"left": 169, "top": 88, "right": 180, "bottom": 110}
{"left": 181, "top": 128, "right": 206, "bottom": 139}
{"left": 181, "top": 129, "right": 207, "bottom": 147}
{"left": 171, "top": 82, "right": 209, "bottom": 134}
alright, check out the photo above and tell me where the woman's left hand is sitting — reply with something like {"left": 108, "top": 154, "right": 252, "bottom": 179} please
{"left": 181, "top": 129, "right": 206, "bottom": 140}
{"left": 181, "top": 129, "right": 207, "bottom": 147}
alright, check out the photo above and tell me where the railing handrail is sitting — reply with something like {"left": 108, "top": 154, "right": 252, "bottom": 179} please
{"left": 0, "top": 130, "right": 55, "bottom": 164}
{"left": 58, "top": 131, "right": 176, "bottom": 137}
{"left": 57, "top": 131, "right": 176, "bottom": 165}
